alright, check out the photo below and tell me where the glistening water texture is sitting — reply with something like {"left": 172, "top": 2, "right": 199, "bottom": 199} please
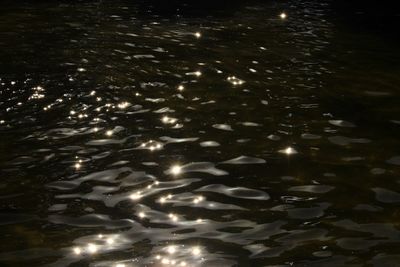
{"left": 1, "top": 0, "right": 400, "bottom": 266}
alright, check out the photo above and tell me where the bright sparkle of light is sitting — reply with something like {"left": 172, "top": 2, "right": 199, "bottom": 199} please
{"left": 141, "top": 140, "right": 163, "bottom": 151}
{"left": 156, "top": 255, "right": 161, "bottom": 260}
{"left": 106, "top": 130, "right": 113, "bottom": 136}
{"left": 118, "top": 101, "right": 129, "bottom": 109}
{"left": 98, "top": 234, "right": 103, "bottom": 239}
{"left": 170, "top": 165, "right": 182, "bottom": 175}
{"left": 192, "top": 246, "right": 201, "bottom": 256}
{"left": 74, "top": 163, "right": 81, "bottom": 169}
{"left": 193, "top": 196, "right": 204, "bottom": 204}
{"left": 168, "top": 213, "right": 178, "bottom": 222}
{"left": 162, "top": 116, "right": 169, "bottom": 123}
{"left": 106, "top": 238, "right": 114, "bottom": 245}
{"left": 195, "top": 32, "right": 201, "bottom": 38}
{"left": 139, "top": 212, "right": 145, "bottom": 218}
{"left": 161, "top": 116, "right": 177, "bottom": 124}
{"left": 227, "top": 76, "right": 244, "bottom": 85}
{"left": 73, "top": 247, "right": 81, "bottom": 255}
{"left": 280, "top": 12, "right": 287, "bottom": 19}
{"left": 130, "top": 192, "right": 142, "bottom": 200}
{"left": 161, "top": 258, "right": 170, "bottom": 265}
{"left": 280, "top": 146, "right": 297, "bottom": 155}
{"left": 178, "top": 85, "right": 185, "bottom": 91}
{"left": 87, "top": 243, "right": 97, "bottom": 254}
{"left": 115, "top": 264, "right": 126, "bottom": 267}
{"left": 180, "top": 261, "right": 187, "bottom": 266}
{"left": 167, "top": 245, "right": 176, "bottom": 254}
{"left": 195, "top": 71, "right": 202, "bottom": 77}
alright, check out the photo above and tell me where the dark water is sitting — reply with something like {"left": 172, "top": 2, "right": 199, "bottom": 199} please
{"left": 1, "top": 0, "right": 400, "bottom": 266}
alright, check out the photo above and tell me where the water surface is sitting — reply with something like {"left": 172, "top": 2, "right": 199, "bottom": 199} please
{"left": 1, "top": 0, "right": 400, "bottom": 266}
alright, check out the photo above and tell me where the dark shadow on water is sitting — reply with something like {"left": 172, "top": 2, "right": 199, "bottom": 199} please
{"left": 331, "top": 0, "right": 400, "bottom": 40}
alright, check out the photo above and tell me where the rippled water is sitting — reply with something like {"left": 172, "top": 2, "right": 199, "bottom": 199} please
{"left": 1, "top": 0, "right": 400, "bottom": 266}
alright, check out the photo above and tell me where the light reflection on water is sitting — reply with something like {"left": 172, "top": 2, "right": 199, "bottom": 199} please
{"left": 1, "top": 0, "right": 400, "bottom": 266}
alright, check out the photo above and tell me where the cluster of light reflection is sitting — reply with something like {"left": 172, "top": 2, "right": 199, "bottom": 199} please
{"left": 29, "top": 86, "right": 45, "bottom": 100}
{"left": 117, "top": 101, "right": 130, "bottom": 109}
{"left": 130, "top": 191, "right": 142, "bottom": 200}
{"left": 159, "top": 193, "right": 173, "bottom": 204}
{"left": 61, "top": 27, "right": 233, "bottom": 267}
{"left": 72, "top": 235, "right": 120, "bottom": 257}
{"left": 140, "top": 140, "right": 163, "bottom": 151}
{"left": 153, "top": 244, "right": 202, "bottom": 266}
{"left": 193, "top": 195, "right": 204, "bottom": 204}
{"left": 162, "top": 116, "right": 178, "bottom": 124}
{"left": 227, "top": 76, "right": 245, "bottom": 85}
{"left": 168, "top": 213, "right": 179, "bottom": 222}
